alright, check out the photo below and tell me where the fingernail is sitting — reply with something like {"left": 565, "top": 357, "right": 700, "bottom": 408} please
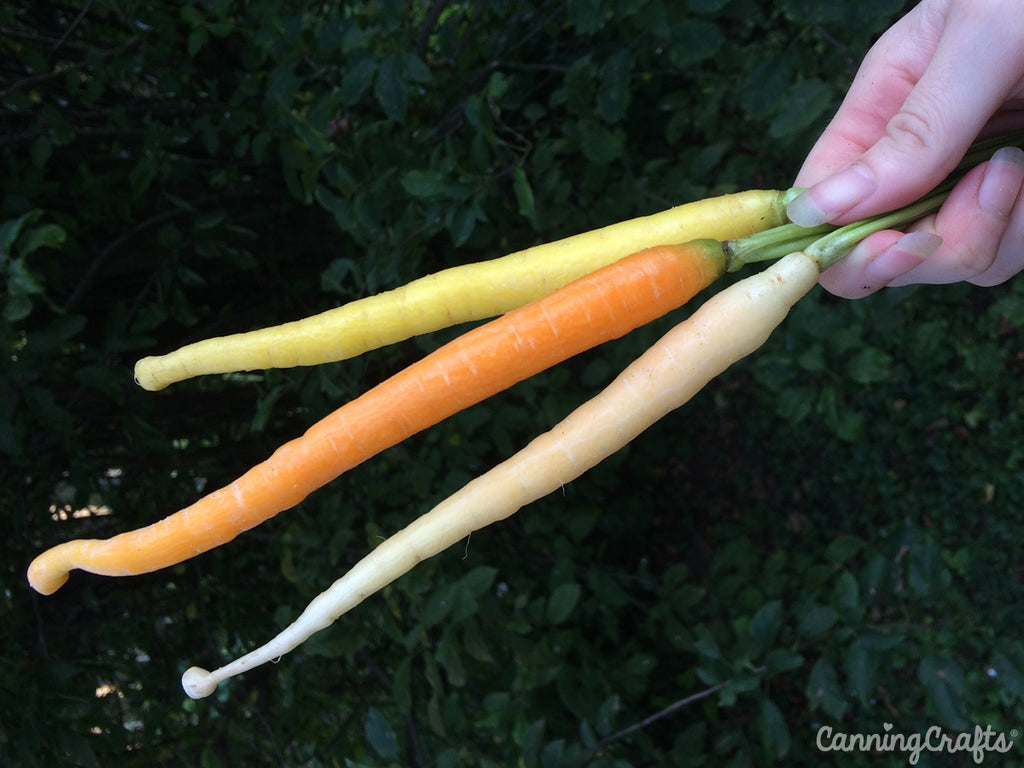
{"left": 787, "top": 164, "right": 876, "bottom": 227}
{"left": 865, "top": 231, "right": 942, "bottom": 282}
{"left": 978, "top": 146, "right": 1024, "bottom": 218}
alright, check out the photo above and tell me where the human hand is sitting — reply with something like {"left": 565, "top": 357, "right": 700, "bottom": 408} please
{"left": 786, "top": 0, "right": 1024, "bottom": 299}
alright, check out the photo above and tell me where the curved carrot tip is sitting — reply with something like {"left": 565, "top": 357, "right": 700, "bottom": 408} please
{"left": 27, "top": 549, "right": 71, "bottom": 595}
{"left": 134, "top": 357, "right": 168, "bottom": 392}
{"left": 182, "top": 667, "right": 217, "bottom": 699}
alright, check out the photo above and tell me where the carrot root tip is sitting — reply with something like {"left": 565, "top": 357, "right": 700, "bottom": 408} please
{"left": 182, "top": 667, "right": 217, "bottom": 699}
{"left": 27, "top": 559, "right": 69, "bottom": 596}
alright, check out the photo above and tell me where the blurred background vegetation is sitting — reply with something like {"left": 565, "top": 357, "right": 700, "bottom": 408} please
{"left": 5, "top": 1, "right": 1024, "bottom": 766}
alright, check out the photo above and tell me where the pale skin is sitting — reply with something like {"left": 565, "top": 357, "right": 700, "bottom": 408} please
{"left": 787, "top": 0, "right": 1024, "bottom": 299}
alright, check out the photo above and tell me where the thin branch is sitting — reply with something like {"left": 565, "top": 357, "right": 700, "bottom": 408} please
{"left": 0, "top": 35, "right": 139, "bottom": 100}
{"left": 415, "top": 0, "right": 449, "bottom": 63}
{"left": 49, "top": 0, "right": 95, "bottom": 58}
{"left": 249, "top": 699, "right": 288, "bottom": 768}
{"left": 582, "top": 666, "right": 767, "bottom": 764}
{"left": 64, "top": 207, "right": 184, "bottom": 313}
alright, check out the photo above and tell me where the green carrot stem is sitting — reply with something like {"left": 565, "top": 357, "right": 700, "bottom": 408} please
{"left": 723, "top": 220, "right": 835, "bottom": 269}
{"left": 733, "top": 133, "right": 1024, "bottom": 273}
{"left": 806, "top": 189, "right": 950, "bottom": 270}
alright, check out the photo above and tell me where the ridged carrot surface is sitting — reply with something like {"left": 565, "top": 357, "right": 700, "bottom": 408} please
{"left": 133, "top": 189, "right": 787, "bottom": 390}
{"left": 29, "top": 239, "right": 728, "bottom": 595}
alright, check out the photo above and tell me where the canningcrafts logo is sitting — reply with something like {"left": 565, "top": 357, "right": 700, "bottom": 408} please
{"left": 816, "top": 723, "right": 1017, "bottom": 764}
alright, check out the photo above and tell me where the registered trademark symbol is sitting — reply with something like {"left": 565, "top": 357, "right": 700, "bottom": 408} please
{"left": 1012, "top": 730, "right": 1019, "bottom": 739}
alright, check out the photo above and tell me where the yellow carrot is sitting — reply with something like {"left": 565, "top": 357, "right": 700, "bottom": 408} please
{"left": 29, "top": 240, "right": 733, "bottom": 596}
{"left": 180, "top": 251, "right": 822, "bottom": 698}
{"left": 134, "top": 189, "right": 790, "bottom": 391}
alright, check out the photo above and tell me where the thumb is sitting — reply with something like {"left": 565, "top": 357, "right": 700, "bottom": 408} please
{"left": 788, "top": 2, "right": 1024, "bottom": 227}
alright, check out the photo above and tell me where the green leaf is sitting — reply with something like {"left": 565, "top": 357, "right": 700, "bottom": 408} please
{"left": 818, "top": 385, "right": 865, "bottom": 442}
{"left": 749, "top": 600, "right": 783, "bottom": 651}
{"left": 844, "top": 639, "right": 876, "bottom": 706}
{"left": 918, "top": 655, "right": 968, "bottom": 729}
{"left": 689, "top": 0, "right": 731, "bottom": 11}
{"left": 830, "top": 571, "right": 860, "bottom": 616}
{"left": 459, "top": 565, "right": 498, "bottom": 597}
{"left": 547, "top": 583, "right": 581, "bottom": 625}
{"left": 796, "top": 343, "right": 826, "bottom": 372}
{"left": 692, "top": 626, "right": 721, "bottom": 660}
{"left": 436, "top": 631, "right": 467, "bottom": 687}
{"left": 513, "top": 165, "right": 537, "bottom": 222}
{"left": 188, "top": 26, "right": 208, "bottom": 57}
{"left": 578, "top": 121, "right": 624, "bottom": 165}
{"left": 845, "top": 346, "right": 893, "bottom": 384}
{"left": 364, "top": 707, "right": 400, "bottom": 761}
{"left": 668, "top": 21, "right": 722, "bottom": 66}
{"left": 7, "top": 258, "right": 45, "bottom": 295}
{"left": 824, "top": 534, "right": 864, "bottom": 564}
{"left": 569, "top": 0, "right": 604, "bottom": 34}
{"left": 595, "top": 695, "right": 620, "bottom": 737}
{"left": 774, "top": 385, "right": 814, "bottom": 425}
{"left": 0, "top": 210, "right": 41, "bottom": 258}
{"left": 448, "top": 204, "right": 478, "bottom": 247}
{"left": 420, "top": 584, "right": 456, "bottom": 629}
{"left": 30, "top": 135, "right": 52, "bottom": 169}
{"left": 797, "top": 603, "right": 837, "bottom": 638}
{"left": 598, "top": 50, "right": 633, "bottom": 124}
{"left": 199, "top": 743, "right": 222, "bottom": 768}
{"left": 402, "top": 52, "right": 432, "bottom": 83}
{"left": 3, "top": 293, "right": 33, "bottom": 322}
{"left": 857, "top": 629, "right": 905, "bottom": 652}
{"left": 341, "top": 57, "right": 377, "bottom": 105}
{"left": 401, "top": 169, "right": 447, "bottom": 200}
{"left": 265, "top": 64, "right": 301, "bottom": 106}
{"left": 907, "top": 532, "right": 945, "bottom": 598}
{"left": 130, "top": 156, "right": 158, "bottom": 196}
{"left": 390, "top": 656, "right": 412, "bottom": 713}
{"left": 461, "top": 618, "right": 494, "bottom": 663}
{"left": 27, "top": 313, "right": 86, "bottom": 354}
{"left": 588, "top": 569, "right": 632, "bottom": 607}
{"left": 806, "top": 658, "right": 847, "bottom": 721}
{"left": 522, "top": 719, "right": 546, "bottom": 768}
{"left": 759, "top": 698, "right": 791, "bottom": 760}
{"left": 990, "top": 646, "right": 1024, "bottom": 701}
{"left": 375, "top": 54, "right": 407, "bottom": 122}
{"left": 623, "top": 653, "right": 657, "bottom": 677}
{"left": 768, "top": 78, "right": 834, "bottom": 138}
{"left": 765, "top": 649, "right": 804, "bottom": 674}
{"left": 560, "top": 56, "right": 597, "bottom": 115}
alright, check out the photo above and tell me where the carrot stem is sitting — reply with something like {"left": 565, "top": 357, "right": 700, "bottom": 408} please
{"left": 807, "top": 189, "right": 951, "bottom": 270}
{"left": 723, "top": 221, "right": 835, "bottom": 268}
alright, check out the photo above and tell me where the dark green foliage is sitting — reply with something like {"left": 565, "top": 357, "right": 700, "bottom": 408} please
{"left": 8, "top": 1, "right": 1024, "bottom": 766}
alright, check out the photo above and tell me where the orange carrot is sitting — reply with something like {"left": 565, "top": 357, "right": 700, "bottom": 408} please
{"left": 28, "top": 239, "right": 728, "bottom": 595}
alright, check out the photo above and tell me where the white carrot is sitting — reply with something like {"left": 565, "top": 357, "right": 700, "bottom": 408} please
{"left": 181, "top": 251, "right": 820, "bottom": 699}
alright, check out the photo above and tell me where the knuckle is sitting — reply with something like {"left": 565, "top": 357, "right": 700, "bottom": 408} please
{"left": 883, "top": 108, "right": 935, "bottom": 155}
{"left": 951, "top": 242, "right": 998, "bottom": 278}
{"left": 968, "top": 243, "right": 1024, "bottom": 287}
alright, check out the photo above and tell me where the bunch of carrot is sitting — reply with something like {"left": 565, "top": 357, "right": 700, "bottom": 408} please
{"left": 25, "top": 143, "right": 1012, "bottom": 697}
{"left": 29, "top": 189, "right": 797, "bottom": 595}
